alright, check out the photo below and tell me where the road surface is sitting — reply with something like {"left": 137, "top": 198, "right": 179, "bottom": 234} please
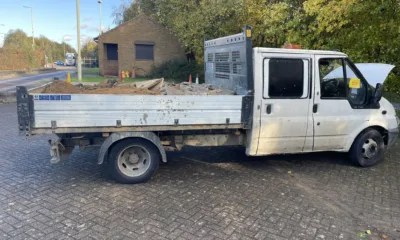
{"left": 0, "top": 66, "right": 76, "bottom": 93}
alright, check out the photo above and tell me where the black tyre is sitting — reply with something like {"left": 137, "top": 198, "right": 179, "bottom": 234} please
{"left": 350, "top": 129, "right": 384, "bottom": 167}
{"left": 108, "top": 138, "right": 160, "bottom": 184}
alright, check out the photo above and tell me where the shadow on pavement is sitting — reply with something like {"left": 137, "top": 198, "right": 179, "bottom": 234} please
{"left": 168, "top": 146, "right": 354, "bottom": 167}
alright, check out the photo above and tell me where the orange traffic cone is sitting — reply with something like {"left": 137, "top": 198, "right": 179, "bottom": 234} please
{"left": 189, "top": 74, "right": 192, "bottom": 83}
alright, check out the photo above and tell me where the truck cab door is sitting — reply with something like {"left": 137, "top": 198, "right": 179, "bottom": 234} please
{"left": 257, "top": 54, "right": 313, "bottom": 155}
{"left": 312, "top": 56, "right": 369, "bottom": 151}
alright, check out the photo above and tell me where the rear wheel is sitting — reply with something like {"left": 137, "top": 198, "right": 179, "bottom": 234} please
{"left": 108, "top": 138, "right": 160, "bottom": 184}
{"left": 350, "top": 129, "right": 384, "bottom": 167}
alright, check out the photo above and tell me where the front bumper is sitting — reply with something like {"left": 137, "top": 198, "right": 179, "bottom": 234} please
{"left": 387, "top": 128, "right": 399, "bottom": 148}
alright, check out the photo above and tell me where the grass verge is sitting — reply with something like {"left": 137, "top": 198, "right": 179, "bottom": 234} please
{"left": 82, "top": 68, "right": 99, "bottom": 75}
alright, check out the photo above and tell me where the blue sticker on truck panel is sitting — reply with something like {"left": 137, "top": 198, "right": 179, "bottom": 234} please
{"left": 35, "top": 95, "right": 71, "bottom": 100}
{"left": 61, "top": 95, "right": 71, "bottom": 100}
{"left": 38, "top": 95, "right": 49, "bottom": 100}
{"left": 50, "top": 95, "right": 61, "bottom": 100}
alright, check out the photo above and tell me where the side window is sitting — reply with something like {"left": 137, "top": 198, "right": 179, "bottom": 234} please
{"left": 345, "top": 60, "right": 367, "bottom": 105}
{"left": 319, "top": 58, "right": 367, "bottom": 105}
{"left": 265, "top": 59, "right": 307, "bottom": 98}
{"left": 319, "top": 59, "right": 346, "bottom": 98}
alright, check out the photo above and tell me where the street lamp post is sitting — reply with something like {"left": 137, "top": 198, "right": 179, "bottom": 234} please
{"left": 76, "top": 0, "right": 82, "bottom": 82}
{"left": 62, "top": 36, "right": 66, "bottom": 56}
{"left": 1, "top": 25, "right": 6, "bottom": 48}
{"left": 23, "top": 6, "right": 34, "bottom": 50}
{"left": 98, "top": 0, "right": 102, "bottom": 35}
{"left": 0, "top": 33, "right": 6, "bottom": 48}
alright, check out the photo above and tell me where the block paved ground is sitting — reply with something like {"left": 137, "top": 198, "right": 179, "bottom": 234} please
{"left": 0, "top": 102, "right": 400, "bottom": 240}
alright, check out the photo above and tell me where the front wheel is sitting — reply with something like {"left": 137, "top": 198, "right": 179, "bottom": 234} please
{"left": 108, "top": 138, "right": 160, "bottom": 184}
{"left": 350, "top": 129, "right": 384, "bottom": 167}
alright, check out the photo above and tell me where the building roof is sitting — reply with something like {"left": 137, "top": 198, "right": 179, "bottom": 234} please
{"left": 93, "top": 14, "right": 162, "bottom": 43}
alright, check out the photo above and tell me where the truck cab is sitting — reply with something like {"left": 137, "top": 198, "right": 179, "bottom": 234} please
{"left": 246, "top": 48, "right": 399, "bottom": 167}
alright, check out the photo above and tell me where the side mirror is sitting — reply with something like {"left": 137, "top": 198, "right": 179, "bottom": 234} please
{"left": 372, "top": 83, "right": 383, "bottom": 103}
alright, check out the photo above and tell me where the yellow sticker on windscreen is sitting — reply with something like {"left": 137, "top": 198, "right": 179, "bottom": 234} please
{"left": 349, "top": 78, "right": 361, "bottom": 89}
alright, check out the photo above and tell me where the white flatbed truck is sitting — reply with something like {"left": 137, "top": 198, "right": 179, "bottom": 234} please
{"left": 17, "top": 27, "right": 399, "bottom": 184}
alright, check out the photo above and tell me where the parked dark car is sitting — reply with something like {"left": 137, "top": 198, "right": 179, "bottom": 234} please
{"left": 54, "top": 61, "right": 64, "bottom": 66}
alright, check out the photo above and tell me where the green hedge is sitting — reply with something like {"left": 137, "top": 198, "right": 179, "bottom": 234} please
{"left": 383, "top": 71, "right": 400, "bottom": 102}
{"left": 384, "top": 72, "right": 400, "bottom": 94}
{"left": 147, "top": 60, "right": 205, "bottom": 83}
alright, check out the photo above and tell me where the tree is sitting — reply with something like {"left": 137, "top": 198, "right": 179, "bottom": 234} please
{"left": 112, "top": 0, "right": 157, "bottom": 25}
{"left": 242, "top": 0, "right": 297, "bottom": 48}
{"left": 3, "top": 29, "right": 31, "bottom": 50}
{"left": 296, "top": 0, "right": 400, "bottom": 62}
{"left": 2, "top": 29, "right": 76, "bottom": 66}
{"left": 113, "top": 0, "right": 243, "bottom": 59}
{"left": 294, "top": 0, "right": 400, "bottom": 91}
{"left": 113, "top": 0, "right": 400, "bottom": 89}
{"left": 81, "top": 40, "right": 98, "bottom": 58}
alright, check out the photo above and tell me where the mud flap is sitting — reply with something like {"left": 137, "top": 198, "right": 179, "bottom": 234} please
{"left": 49, "top": 139, "right": 74, "bottom": 164}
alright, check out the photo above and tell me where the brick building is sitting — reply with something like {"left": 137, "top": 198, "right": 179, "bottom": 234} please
{"left": 96, "top": 14, "right": 186, "bottom": 76}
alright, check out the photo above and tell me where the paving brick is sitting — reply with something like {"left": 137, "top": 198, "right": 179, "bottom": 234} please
{"left": 1, "top": 103, "right": 400, "bottom": 240}
{"left": 0, "top": 222, "right": 15, "bottom": 233}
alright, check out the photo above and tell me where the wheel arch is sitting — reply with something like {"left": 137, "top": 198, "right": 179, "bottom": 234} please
{"left": 345, "top": 125, "right": 389, "bottom": 151}
{"left": 368, "top": 126, "right": 389, "bottom": 145}
{"left": 98, "top": 132, "right": 167, "bottom": 165}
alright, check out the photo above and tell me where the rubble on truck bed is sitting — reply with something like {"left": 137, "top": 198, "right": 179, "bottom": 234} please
{"left": 165, "top": 82, "right": 235, "bottom": 95}
{"left": 30, "top": 78, "right": 236, "bottom": 95}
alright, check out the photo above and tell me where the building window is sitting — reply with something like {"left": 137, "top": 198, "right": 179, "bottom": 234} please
{"left": 268, "top": 59, "right": 304, "bottom": 98}
{"left": 105, "top": 44, "right": 118, "bottom": 60}
{"left": 135, "top": 43, "right": 154, "bottom": 60}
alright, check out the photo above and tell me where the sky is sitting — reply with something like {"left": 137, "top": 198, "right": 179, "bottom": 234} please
{"left": 0, "top": 0, "right": 125, "bottom": 48}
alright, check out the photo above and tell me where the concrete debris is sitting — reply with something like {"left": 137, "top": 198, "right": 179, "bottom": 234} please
{"left": 164, "top": 82, "right": 235, "bottom": 95}
{"left": 31, "top": 78, "right": 235, "bottom": 96}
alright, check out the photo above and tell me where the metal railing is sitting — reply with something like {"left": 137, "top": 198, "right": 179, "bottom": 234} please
{"left": 82, "top": 57, "right": 98, "bottom": 68}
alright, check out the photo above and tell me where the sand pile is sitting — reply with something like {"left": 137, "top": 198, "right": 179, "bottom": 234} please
{"left": 31, "top": 80, "right": 160, "bottom": 95}
{"left": 34, "top": 81, "right": 83, "bottom": 94}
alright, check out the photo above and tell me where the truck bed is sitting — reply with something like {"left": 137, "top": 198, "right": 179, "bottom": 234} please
{"left": 17, "top": 28, "right": 256, "bottom": 135}
{"left": 17, "top": 87, "right": 252, "bottom": 135}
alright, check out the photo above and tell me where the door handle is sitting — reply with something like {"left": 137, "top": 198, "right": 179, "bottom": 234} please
{"left": 266, "top": 104, "right": 272, "bottom": 114}
{"left": 313, "top": 104, "right": 318, "bottom": 113}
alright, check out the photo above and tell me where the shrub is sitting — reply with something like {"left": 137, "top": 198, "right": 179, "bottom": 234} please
{"left": 147, "top": 60, "right": 204, "bottom": 83}
{"left": 384, "top": 72, "right": 400, "bottom": 94}
{"left": 0, "top": 48, "right": 45, "bottom": 70}
{"left": 383, "top": 71, "right": 400, "bottom": 102}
